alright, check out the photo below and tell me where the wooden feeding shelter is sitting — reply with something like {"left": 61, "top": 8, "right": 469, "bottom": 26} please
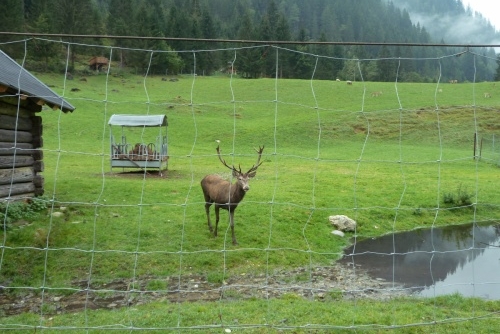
{"left": 89, "top": 56, "right": 109, "bottom": 71}
{"left": 108, "top": 114, "right": 168, "bottom": 172}
{"left": 0, "top": 49, "right": 75, "bottom": 201}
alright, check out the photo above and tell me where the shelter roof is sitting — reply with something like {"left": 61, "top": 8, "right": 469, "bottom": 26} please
{"left": 108, "top": 114, "right": 168, "bottom": 127}
{"left": 0, "top": 50, "right": 75, "bottom": 112}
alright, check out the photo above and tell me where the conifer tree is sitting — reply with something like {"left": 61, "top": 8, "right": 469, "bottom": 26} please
{"left": 51, "top": 0, "right": 102, "bottom": 70}
{"left": 377, "top": 45, "right": 396, "bottom": 82}
{"left": 495, "top": 55, "right": 500, "bottom": 82}
{"left": 275, "top": 14, "right": 292, "bottom": 78}
{"left": 107, "top": 0, "right": 135, "bottom": 69}
{"left": 0, "top": 0, "right": 25, "bottom": 56}
{"left": 235, "top": 11, "right": 261, "bottom": 78}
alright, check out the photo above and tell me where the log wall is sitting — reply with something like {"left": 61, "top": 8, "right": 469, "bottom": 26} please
{"left": 0, "top": 100, "right": 44, "bottom": 200}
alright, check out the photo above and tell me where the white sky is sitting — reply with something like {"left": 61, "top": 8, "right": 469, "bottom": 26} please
{"left": 462, "top": 0, "right": 500, "bottom": 31}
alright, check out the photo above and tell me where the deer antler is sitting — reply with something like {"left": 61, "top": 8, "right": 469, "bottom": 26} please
{"left": 246, "top": 145, "right": 264, "bottom": 174}
{"left": 216, "top": 145, "right": 264, "bottom": 174}
{"left": 216, "top": 145, "right": 240, "bottom": 172}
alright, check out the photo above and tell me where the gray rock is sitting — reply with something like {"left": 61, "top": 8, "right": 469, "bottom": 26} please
{"left": 329, "top": 215, "right": 357, "bottom": 232}
{"left": 331, "top": 230, "right": 345, "bottom": 237}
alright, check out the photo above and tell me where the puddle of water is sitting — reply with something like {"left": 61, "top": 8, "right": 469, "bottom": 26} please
{"left": 338, "top": 222, "right": 500, "bottom": 299}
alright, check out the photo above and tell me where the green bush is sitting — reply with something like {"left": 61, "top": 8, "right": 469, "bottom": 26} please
{"left": 442, "top": 184, "right": 473, "bottom": 208}
{"left": 0, "top": 196, "right": 49, "bottom": 228}
{"left": 443, "top": 192, "right": 456, "bottom": 205}
{"left": 456, "top": 185, "right": 473, "bottom": 206}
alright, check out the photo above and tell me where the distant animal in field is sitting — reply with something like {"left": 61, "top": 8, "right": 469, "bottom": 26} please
{"left": 346, "top": 80, "right": 353, "bottom": 85}
{"left": 484, "top": 92, "right": 491, "bottom": 98}
{"left": 449, "top": 79, "right": 458, "bottom": 84}
{"left": 201, "top": 144, "right": 264, "bottom": 245}
{"left": 371, "top": 91, "right": 382, "bottom": 97}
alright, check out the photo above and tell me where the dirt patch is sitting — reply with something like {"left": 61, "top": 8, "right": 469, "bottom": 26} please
{"left": 0, "top": 263, "right": 410, "bottom": 317}
{"left": 102, "top": 169, "right": 188, "bottom": 180}
{"left": 104, "top": 170, "right": 167, "bottom": 179}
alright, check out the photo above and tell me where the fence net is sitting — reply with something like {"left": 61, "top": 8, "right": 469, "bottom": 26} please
{"left": 1, "top": 37, "right": 500, "bottom": 332}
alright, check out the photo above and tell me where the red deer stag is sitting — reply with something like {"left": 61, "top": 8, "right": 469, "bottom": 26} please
{"left": 201, "top": 144, "right": 264, "bottom": 245}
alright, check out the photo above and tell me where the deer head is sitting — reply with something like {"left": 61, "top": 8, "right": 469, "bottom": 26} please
{"left": 216, "top": 144, "right": 264, "bottom": 191}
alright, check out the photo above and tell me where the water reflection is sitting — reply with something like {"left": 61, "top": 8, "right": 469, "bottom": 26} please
{"left": 338, "top": 223, "right": 500, "bottom": 299}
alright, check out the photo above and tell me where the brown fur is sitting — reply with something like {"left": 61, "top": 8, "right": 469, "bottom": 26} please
{"left": 201, "top": 145, "right": 264, "bottom": 245}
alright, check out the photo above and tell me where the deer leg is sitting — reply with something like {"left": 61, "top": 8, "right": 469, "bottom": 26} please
{"left": 214, "top": 206, "right": 220, "bottom": 237}
{"left": 205, "top": 202, "right": 213, "bottom": 233}
{"left": 229, "top": 210, "right": 238, "bottom": 245}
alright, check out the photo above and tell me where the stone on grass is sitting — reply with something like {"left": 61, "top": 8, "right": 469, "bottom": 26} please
{"left": 328, "top": 215, "right": 357, "bottom": 232}
{"left": 331, "top": 230, "right": 345, "bottom": 237}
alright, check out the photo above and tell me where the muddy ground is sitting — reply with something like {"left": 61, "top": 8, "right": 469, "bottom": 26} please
{"left": 0, "top": 263, "right": 411, "bottom": 317}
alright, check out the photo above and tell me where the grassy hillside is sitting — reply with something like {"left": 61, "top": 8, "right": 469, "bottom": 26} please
{"left": 1, "top": 73, "right": 499, "bottom": 331}
{"left": 4, "top": 73, "right": 500, "bottom": 282}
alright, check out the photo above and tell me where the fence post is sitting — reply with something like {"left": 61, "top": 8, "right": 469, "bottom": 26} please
{"left": 480, "top": 137, "right": 483, "bottom": 160}
{"left": 473, "top": 132, "right": 477, "bottom": 159}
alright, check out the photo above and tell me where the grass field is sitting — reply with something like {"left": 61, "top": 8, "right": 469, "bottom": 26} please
{"left": 1, "top": 72, "right": 500, "bottom": 332}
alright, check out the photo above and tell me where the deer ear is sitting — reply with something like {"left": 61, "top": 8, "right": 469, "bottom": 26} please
{"left": 232, "top": 169, "right": 240, "bottom": 177}
{"left": 248, "top": 171, "right": 257, "bottom": 178}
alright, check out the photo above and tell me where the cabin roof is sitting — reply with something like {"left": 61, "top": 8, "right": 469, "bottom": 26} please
{"left": 0, "top": 50, "right": 75, "bottom": 113}
{"left": 108, "top": 114, "right": 168, "bottom": 127}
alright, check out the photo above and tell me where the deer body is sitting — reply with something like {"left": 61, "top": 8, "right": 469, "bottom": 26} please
{"left": 201, "top": 145, "right": 264, "bottom": 245}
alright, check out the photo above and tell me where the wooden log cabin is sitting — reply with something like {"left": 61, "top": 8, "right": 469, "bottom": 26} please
{"left": 0, "top": 50, "right": 75, "bottom": 201}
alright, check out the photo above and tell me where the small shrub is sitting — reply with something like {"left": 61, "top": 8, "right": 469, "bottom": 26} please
{"left": 0, "top": 196, "right": 49, "bottom": 229}
{"left": 0, "top": 202, "right": 27, "bottom": 226}
{"left": 456, "top": 185, "right": 473, "bottom": 206}
{"left": 30, "top": 196, "right": 50, "bottom": 212}
{"left": 443, "top": 192, "right": 455, "bottom": 205}
{"left": 442, "top": 184, "right": 474, "bottom": 208}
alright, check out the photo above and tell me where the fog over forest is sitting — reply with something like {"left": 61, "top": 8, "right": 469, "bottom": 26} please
{"left": 0, "top": 0, "right": 499, "bottom": 81}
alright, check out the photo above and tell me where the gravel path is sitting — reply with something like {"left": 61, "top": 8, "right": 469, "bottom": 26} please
{"left": 0, "top": 263, "right": 411, "bottom": 316}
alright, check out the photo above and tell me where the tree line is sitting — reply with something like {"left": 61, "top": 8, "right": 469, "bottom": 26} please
{"left": 0, "top": 0, "right": 497, "bottom": 82}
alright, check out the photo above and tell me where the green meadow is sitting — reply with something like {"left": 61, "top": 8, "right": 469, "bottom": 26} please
{"left": 1, "top": 72, "right": 500, "bottom": 332}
